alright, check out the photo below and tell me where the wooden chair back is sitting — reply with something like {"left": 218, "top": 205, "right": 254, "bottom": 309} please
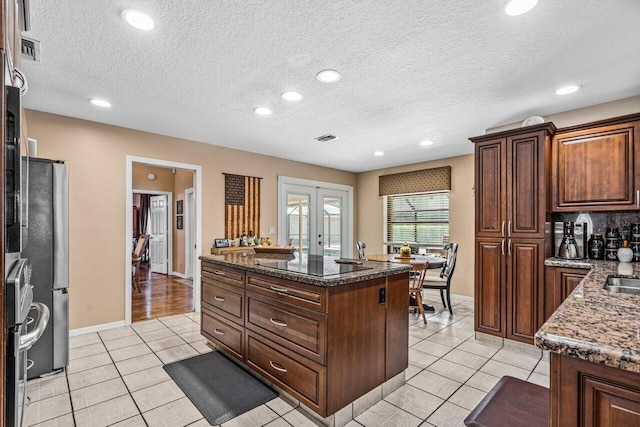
{"left": 133, "top": 234, "right": 148, "bottom": 261}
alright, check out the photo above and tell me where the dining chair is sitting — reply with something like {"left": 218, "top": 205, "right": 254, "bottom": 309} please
{"left": 132, "top": 234, "right": 149, "bottom": 292}
{"left": 356, "top": 241, "right": 366, "bottom": 260}
{"left": 423, "top": 242, "right": 458, "bottom": 315}
{"left": 409, "top": 262, "right": 428, "bottom": 324}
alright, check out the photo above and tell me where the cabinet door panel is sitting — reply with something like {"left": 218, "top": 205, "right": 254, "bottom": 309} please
{"left": 475, "top": 140, "right": 506, "bottom": 237}
{"left": 506, "top": 240, "right": 543, "bottom": 343}
{"left": 508, "top": 132, "right": 546, "bottom": 238}
{"left": 475, "top": 239, "right": 504, "bottom": 336}
{"left": 553, "top": 120, "right": 640, "bottom": 211}
{"left": 561, "top": 272, "right": 585, "bottom": 300}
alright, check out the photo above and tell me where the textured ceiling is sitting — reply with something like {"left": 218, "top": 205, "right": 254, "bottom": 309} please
{"left": 21, "top": 0, "right": 640, "bottom": 172}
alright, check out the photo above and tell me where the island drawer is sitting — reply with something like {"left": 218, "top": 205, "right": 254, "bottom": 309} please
{"left": 247, "top": 273, "right": 326, "bottom": 312}
{"left": 201, "top": 309, "right": 243, "bottom": 361}
{"left": 246, "top": 331, "right": 325, "bottom": 413}
{"left": 246, "top": 292, "right": 326, "bottom": 364}
{"left": 202, "top": 278, "right": 244, "bottom": 324}
{"left": 202, "top": 262, "right": 245, "bottom": 288}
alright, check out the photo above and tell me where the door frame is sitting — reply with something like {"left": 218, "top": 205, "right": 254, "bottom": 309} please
{"left": 125, "top": 156, "right": 203, "bottom": 325}
{"left": 184, "top": 187, "right": 195, "bottom": 279}
{"left": 132, "top": 190, "right": 173, "bottom": 276}
{"left": 277, "top": 176, "right": 354, "bottom": 258}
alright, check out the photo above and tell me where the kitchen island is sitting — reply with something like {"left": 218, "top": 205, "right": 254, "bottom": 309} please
{"left": 536, "top": 259, "right": 640, "bottom": 426}
{"left": 199, "top": 253, "right": 411, "bottom": 418}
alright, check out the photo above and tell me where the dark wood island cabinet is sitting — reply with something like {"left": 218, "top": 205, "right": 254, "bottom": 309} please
{"left": 200, "top": 254, "right": 410, "bottom": 418}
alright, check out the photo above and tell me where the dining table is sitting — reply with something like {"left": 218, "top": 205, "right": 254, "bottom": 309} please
{"left": 366, "top": 253, "right": 447, "bottom": 311}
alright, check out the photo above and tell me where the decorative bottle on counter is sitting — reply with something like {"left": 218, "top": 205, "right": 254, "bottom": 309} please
{"left": 618, "top": 240, "right": 633, "bottom": 263}
{"left": 588, "top": 233, "right": 605, "bottom": 260}
{"left": 399, "top": 242, "right": 412, "bottom": 258}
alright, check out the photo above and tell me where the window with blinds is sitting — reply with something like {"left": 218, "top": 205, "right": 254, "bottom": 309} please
{"left": 385, "top": 192, "right": 449, "bottom": 243}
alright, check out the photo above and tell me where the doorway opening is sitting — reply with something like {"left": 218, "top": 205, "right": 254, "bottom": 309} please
{"left": 126, "top": 156, "right": 202, "bottom": 325}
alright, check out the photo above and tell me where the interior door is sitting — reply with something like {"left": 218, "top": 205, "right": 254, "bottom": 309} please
{"left": 149, "top": 195, "right": 168, "bottom": 274}
{"left": 317, "top": 188, "right": 348, "bottom": 258}
{"left": 185, "top": 189, "right": 195, "bottom": 278}
{"left": 284, "top": 187, "right": 314, "bottom": 262}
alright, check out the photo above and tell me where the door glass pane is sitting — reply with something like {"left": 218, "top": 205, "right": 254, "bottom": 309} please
{"left": 287, "top": 193, "right": 309, "bottom": 261}
{"left": 322, "top": 196, "right": 342, "bottom": 258}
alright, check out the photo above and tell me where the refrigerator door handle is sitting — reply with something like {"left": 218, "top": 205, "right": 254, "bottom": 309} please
{"left": 52, "top": 163, "right": 69, "bottom": 289}
{"left": 19, "top": 303, "right": 49, "bottom": 352}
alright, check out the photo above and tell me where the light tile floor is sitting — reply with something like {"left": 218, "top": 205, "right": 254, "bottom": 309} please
{"left": 24, "top": 293, "right": 549, "bottom": 427}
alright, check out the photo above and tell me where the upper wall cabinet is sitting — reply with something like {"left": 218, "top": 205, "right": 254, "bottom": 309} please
{"left": 551, "top": 114, "right": 640, "bottom": 212}
{"left": 472, "top": 123, "right": 556, "bottom": 239}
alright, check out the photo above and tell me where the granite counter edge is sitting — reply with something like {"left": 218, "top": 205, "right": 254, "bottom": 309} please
{"left": 199, "top": 255, "right": 411, "bottom": 287}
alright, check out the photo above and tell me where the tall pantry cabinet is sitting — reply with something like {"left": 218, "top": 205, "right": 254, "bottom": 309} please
{"left": 470, "top": 123, "right": 555, "bottom": 344}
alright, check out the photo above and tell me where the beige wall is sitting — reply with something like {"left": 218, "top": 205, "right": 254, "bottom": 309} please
{"left": 356, "top": 154, "right": 475, "bottom": 297}
{"left": 132, "top": 164, "right": 175, "bottom": 192}
{"left": 487, "top": 95, "right": 640, "bottom": 133}
{"left": 25, "top": 110, "right": 356, "bottom": 329}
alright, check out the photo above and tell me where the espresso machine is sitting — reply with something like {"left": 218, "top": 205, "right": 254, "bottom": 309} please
{"left": 554, "top": 221, "right": 588, "bottom": 259}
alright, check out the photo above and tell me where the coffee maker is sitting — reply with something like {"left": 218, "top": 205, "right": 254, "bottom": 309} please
{"left": 554, "top": 221, "right": 587, "bottom": 259}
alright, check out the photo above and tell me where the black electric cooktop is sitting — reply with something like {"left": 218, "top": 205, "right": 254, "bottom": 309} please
{"left": 259, "top": 255, "right": 372, "bottom": 277}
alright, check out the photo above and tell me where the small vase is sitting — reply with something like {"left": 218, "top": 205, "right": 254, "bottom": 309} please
{"left": 618, "top": 247, "right": 633, "bottom": 263}
{"left": 399, "top": 243, "right": 411, "bottom": 258}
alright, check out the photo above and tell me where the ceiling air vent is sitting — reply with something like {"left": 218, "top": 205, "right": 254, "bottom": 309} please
{"left": 21, "top": 37, "right": 40, "bottom": 62}
{"left": 314, "top": 134, "right": 339, "bottom": 143}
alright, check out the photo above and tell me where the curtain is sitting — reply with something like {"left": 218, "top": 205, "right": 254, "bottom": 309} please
{"left": 139, "top": 194, "right": 151, "bottom": 236}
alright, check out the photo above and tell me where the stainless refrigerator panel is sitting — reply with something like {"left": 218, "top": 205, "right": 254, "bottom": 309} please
{"left": 52, "top": 163, "right": 68, "bottom": 290}
{"left": 52, "top": 289, "right": 68, "bottom": 369}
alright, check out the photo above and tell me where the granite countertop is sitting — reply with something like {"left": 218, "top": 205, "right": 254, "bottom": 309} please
{"left": 200, "top": 253, "right": 411, "bottom": 287}
{"left": 536, "top": 258, "right": 640, "bottom": 372}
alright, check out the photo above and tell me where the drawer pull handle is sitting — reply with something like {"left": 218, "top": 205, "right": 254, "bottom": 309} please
{"left": 270, "top": 285, "right": 288, "bottom": 293}
{"left": 214, "top": 296, "right": 225, "bottom": 302}
{"left": 269, "top": 361, "right": 287, "bottom": 373}
{"left": 269, "top": 318, "right": 288, "bottom": 327}
{"left": 214, "top": 270, "right": 226, "bottom": 276}
{"left": 213, "top": 328, "right": 225, "bottom": 335}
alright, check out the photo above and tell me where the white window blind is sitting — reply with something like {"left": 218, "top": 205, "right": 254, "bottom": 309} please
{"left": 386, "top": 192, "right": 449, "bottom": 243}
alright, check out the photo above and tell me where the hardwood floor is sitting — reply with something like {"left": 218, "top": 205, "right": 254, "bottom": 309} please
{"left": 132, "top": 263, "right": 194, "bottom": 322}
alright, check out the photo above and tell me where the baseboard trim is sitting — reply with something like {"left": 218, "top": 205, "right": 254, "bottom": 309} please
{"left": 69, "top": 320, "right": 126, "bottom": 337}
{"left": 171, "top": 271, "right": 189, "bottom": 279}
{"left": 422, "top": 290, "right": 474, "bottom": 302}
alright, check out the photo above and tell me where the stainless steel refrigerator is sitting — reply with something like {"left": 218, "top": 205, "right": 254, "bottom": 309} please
{"left": 21, "top": 157, "right": 69, "bottom": 379}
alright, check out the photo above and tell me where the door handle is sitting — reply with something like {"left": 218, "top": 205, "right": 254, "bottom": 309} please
{"left": 213, "top": 328, "right": 225, "bottom": 335}
{"left": 270, "top": 285, "right": 288, "bottom": 293}
{"left": 19, "top": 303, "right": 50, "bottom": 352}
{"left": 508, "top": 239, "right": 512, "bottom": 255}
{"left": 637, "top": 190, "right": 639, "bottom": 208}
{"left": 213, "top": 270, "right": 226, "bottom": 276}
{"left": 507, "top": 221, "right": 512, "bottom": 237}
{"left": 501, "top": 239, "right": 505, "bottom": 256}
{"left": 501, "top": 221, "right": 505, "bottom": 237}
{"left": 213, "top": 296, "right": 225, "bottom": 302}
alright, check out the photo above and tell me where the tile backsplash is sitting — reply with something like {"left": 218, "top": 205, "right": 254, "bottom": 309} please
{"left": 553, "top": 211, "right": 640, "bottom": 241}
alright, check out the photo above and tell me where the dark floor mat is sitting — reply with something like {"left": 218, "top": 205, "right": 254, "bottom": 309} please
{"left": 163, "top": 351, "right": 277, "bottom": 425}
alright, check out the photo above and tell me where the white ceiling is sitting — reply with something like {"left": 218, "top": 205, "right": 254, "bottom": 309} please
{"left": 21, "top": 1, "right": 640, "bottom": 173}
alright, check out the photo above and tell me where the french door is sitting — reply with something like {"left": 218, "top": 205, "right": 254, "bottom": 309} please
{"left": 278, "top": 177, "right": 352, "bottom": 260}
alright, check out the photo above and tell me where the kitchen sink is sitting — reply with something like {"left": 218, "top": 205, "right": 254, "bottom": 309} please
{"left": 604, "top": 276, "right": 640, "bottom": 295}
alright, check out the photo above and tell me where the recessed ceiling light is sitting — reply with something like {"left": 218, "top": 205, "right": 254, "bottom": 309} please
{"left": 121, "top": 9, "right": 155, "bottom": 31}
{"left": 89, "top": 98, "right": 112, "bottom": 108}
{"left": 420, "top": 140, "right": 434, "bottom": 146}
{"left": 316, "top": 69, "right": 341, "bottom": 83}
{"left": 253, "top": 107, "right": 273, "bottom": 116}
{"left": 504, "top": 0, "right": 538, "bottom": 16}
{"left": 555, "top": 85, "right": 581, "bottom": 95}
{"left": 374, "top": 151, "right": 384, "bottom": 156}
{"left": 281, "top": 91, "right": 303, "bottom": 102}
